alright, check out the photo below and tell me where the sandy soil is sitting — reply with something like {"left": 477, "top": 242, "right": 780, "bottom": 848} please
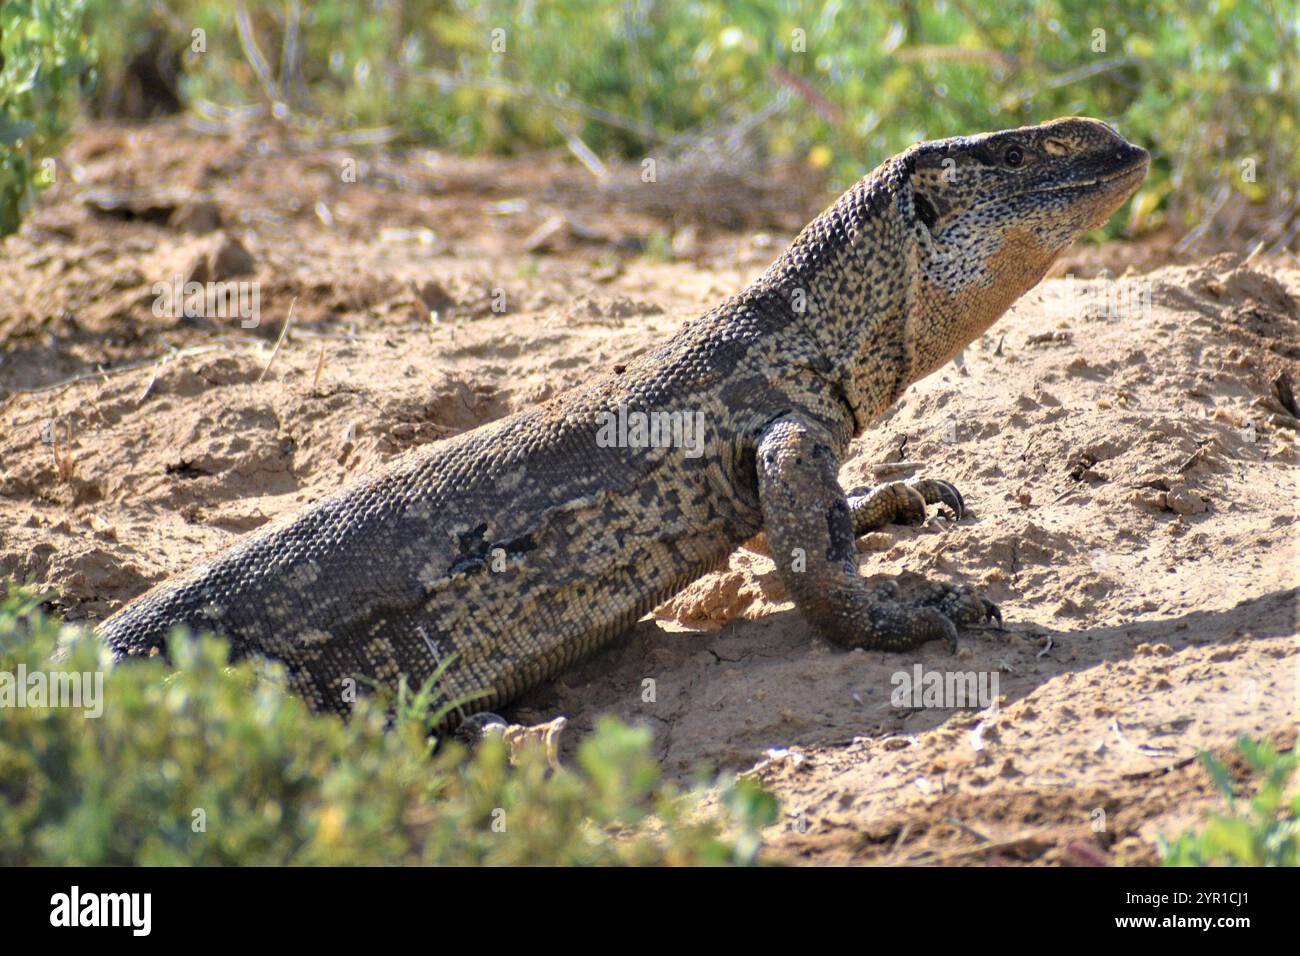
{"left": 1, "top": 119, "right": 1296, "bottom": 865}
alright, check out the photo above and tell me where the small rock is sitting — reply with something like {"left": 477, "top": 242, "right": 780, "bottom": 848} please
{"left": 185, "top": 252, "right": 210, "bottom": 287}
{"left": 188, "top": 232, "right": 255, "bottom": 284}
{"left": 1135, "top": 642, "right": 1174, "bottom": 657}
{"left": 210, "top": 233, "right": 256, "bottom": 279}
{"left": 414, "top": 279, "right": 455, "bottom": 314}
{"left": 1165, "top": 482, "right": 1208, "bottom": 515}
{"left": 169, "top": 200, "right": 222, "bottom": 233}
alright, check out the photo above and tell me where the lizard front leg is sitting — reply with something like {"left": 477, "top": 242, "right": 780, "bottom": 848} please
{"left": 755, "top": 415, "right": 996, "bottom": 652}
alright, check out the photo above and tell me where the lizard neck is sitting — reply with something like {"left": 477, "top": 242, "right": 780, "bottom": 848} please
{"left": 757, "top": 156, "right": 919, "bottom": 434}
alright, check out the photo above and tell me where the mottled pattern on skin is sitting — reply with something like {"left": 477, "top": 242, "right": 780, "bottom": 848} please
{"left": 846, "top": 477, "right": 966, "bottom": 534}
{"left": 98, "top": 117, "right": 1148, "bottom": 728}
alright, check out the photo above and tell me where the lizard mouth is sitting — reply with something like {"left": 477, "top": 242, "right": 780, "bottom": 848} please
{"left": 1035, "top": 144, "right": 1151, "bottom": 196}
{"left": 968, "top": 152, "right": 1149, "bottom": 215}
{"left": 1047, "top": 157, "right": 1149, "bottom": 193}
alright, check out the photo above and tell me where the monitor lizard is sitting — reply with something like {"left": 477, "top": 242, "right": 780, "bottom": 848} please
{"left": 98, "top": 117, "right": 1149, "bottom": 732}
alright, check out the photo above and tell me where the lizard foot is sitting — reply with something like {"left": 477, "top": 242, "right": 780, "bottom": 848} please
{"left": 859, "top": 579, "right": 1000, "bottom": 654}
{"left": 917, "top": 580, "right": 1002, "bottom": 628}
{"left": 454, "top": 713, "right": 567, "bottom": 771}
{"left": 845, "top": 477, "right": 965, "bottom": 533}
{"left": 453, "top": 711, "right": 510, "bottom": 747}
{"left": 865, "top": 599, "right": 960, "bottom": 654}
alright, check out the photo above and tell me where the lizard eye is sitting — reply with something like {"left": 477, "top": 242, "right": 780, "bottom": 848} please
{"left": 1004, "top": 146, "right": 1024, "bottom": 168}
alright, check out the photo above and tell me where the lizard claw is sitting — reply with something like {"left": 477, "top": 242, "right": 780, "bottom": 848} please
{"left": 906, "top": 477, "right": 965, "bottom": 520}
{"left": 453, "top": 711, "right": 510, "bottom": 746}
{"left": 919, "top": 581, "right": 999, "bottom": 631}
{"left": 983, "top": 597, "right": 1003, "bottom": 626}
{"left": 452, "top": 713, "right": 568, "bottom": 770}
{"left": 847, "top": 476, "right": 967, "bottom": 533}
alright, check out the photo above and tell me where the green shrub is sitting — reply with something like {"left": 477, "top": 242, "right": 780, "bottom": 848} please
{"left": 0, "top": 0, "right": 95, "bottom": 235}
{"left": 1159, "top": 738, "right": 1298, "bottom": 867}
{"left": 81, "top": 1, "right": 1300, "bottom": 241}
{"left": 0, "top": 588, "right": 778, "bottom": 865}
{"left": 6, "top": 3, "right": 1296, "bottom": 240}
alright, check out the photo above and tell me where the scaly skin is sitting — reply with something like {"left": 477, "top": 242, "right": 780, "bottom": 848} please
{"left": 98, "top": 117, "right": 1148, "bottom": 727}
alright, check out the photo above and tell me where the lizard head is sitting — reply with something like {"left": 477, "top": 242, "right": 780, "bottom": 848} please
{"left": 899, "top": 117, "right": 1148, "bottom": 379}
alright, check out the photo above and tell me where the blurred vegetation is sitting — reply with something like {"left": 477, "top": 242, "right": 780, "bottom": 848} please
{"left": 0, "top": 587, "right": 779, "bottom": 865}
{"left": 0, "top": 0, "right": 95, "bottom": 235}
{"left": 1159, "top": 738, "right": 1298, "bottom": 867}
{"left": 1, "top": 1, "right": 1294, "bottom": 244}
